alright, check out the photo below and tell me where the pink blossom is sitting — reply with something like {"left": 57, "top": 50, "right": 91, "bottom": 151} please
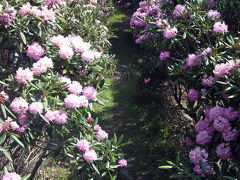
{"left": 2, "top": 172, "right": 21, "bottom": 180}
{"left": 222, "top": 128, "right": 238, "bottom": 141}
{"left": 76, "top": 139, "right": 90, "bottom": 152}
{"left": 83, "top": 149, "right": 97, "bottom": 163}
{"left": 213, "top": 60, "right": 235, "bottom": 77}
{"left": 59, "top": 45, "right": 74, "bottom": 59}
{"left": 41, "top": 7, "right": 56, "bottom": 22}
{"left": 163, "top": 27, "right": 177, "bottom": 39}
{"left": 144, "top": 78, "right": 150, "bottom": 84}
{"left": 81, "top": 50, "right": 99, "bottom": 62}
{"left": 96, "top": 129, "right": 108, "bottom": 141}
{"left": 189, "top": 147, "right": 208, "bottom": 164}
{"left": 224, "top": 107, "right": 239, "bottom": 121}
{"left": 75, "top": 41, "right": 91, "bottom": 53}
{"left": 44, "top": 110, "right": 55, "bottom": 122}
{"left": 26, "top": 42, "right": 45, "bottom": 61}
{"left": 173, "top": 5, "right": 187, "bottom": 18}
{"left": 188, "top": 89, "right": 200, "bottom": 101}
{"left": 18, "top": 114, "right": 28, "bottom": 126}
{"left": 10, "top": 97, "right": 29, "bottom": 114}
{"left": 67, "top": 81, "right": 82, "bottom": 95}
{"left": 53, "top": 110, "right": 68, "bottom": 124}
{"left": 58, "top": 76, "right": 71, "bottom": 86}
{"left": 118, "top": 159, "right": 127, "bottom": 167}
{"left": 193, "top": 160, "right": 212, "bottom": 177}
{"left": 45, "top": 110, "right": 68, "bottom": 124}
{"left": 183, "top": 137, "right": 193, "bottom": 146}
{"left": 43, "top": 0, "right": 63, "bottom": 5}
{"left": 28, "top": 6, "right": 41, "bottom": 16}
{"left": 15, "top": 67, "right": 33, "bottom": 84}
{"left": 64, "top": 94, "right": 88, "bottom": 109}
{"left": 19, "top": 3, "right": 32, "bottom": 15}
{"left": 185, "top": 54, "right": 202, "bottom": 67}
{"left": 195, "top": 120, "right": 209, "bottom": 133}
{"left": 207, "top": 106, "right": 224, "bottom": 120}
{"left": 196, "top": 130, "right": 212, "bottom": 145}
{"left": 0, "top": 7, "right": 16, "bottom": 26}
{"left": 0, "top": 91, "right": 9, "bottom": 100}
{"left": 216, "top": 143, "right": 231, "bottom": 160}
{"left": 51, "top": 35, "right": 70, "bottom": 47}
{"left": 156, "top": 19, "right": 168, "bottom": 29}
{"left": 159, "top": 51, "right": 170, "bottom": 60}
{"left": 87, "top": 117, "right": 94, "bottom": 123}
{"left": 29, "top": 102, "right": 43, "bottom": 115}
{"left": 82, "top": 86, "right": 97, "bottom": 100}
{"left": 94, "top": 124, "right": 101, "bottom": 131}
{"left": 31, "top": 57, "right": 53, "bottom": 75}
{"left": 213, "top": 116, "right": 231, "bottom": 132}
{"left": 201, "top": 75, "right": 214, "bottom": 86}
{"left": 207, "top": 10, "right": 221, "bottom": 20}
{"left": 213, "top": 22, "right": 228, "bottom": 34}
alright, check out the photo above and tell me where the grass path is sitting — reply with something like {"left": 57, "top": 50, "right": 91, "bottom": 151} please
{"left": 94, "top": 10, "right": 189, "bottom": 180}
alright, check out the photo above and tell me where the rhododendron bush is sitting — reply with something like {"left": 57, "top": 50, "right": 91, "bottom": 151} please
{"left": 129, "top": 0, "right": 240, "bottom": 179}
{"left": 0, "top": 0, "right": 127, "bottom": 179}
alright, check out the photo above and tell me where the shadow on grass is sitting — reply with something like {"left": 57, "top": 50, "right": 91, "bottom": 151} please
{"left": 93, "top": 9, "right": 188, "bottom": 180}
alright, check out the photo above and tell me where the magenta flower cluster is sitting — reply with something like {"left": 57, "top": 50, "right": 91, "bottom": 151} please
{"left": 189, "top": 147, "right": 212, "bottom": 177}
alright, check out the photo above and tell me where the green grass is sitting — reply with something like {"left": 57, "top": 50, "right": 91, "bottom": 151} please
{"left": 92, "top": 10, "right": 187, "bottom": 179}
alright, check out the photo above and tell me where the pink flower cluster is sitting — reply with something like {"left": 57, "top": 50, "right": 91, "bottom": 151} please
{"left": 29, "top": 102, "right": 43, "bottom": 115}
{"left": 189, "top": 147, "right": 212, "bottom": 176}
{"left": 216, "top": 143, "right": 231, "bottom": 160}
{"left": 163, "top": 27, "right": 178, "bottom": 39}
{"left": 159, "top": 51, "right": 170, "bottom": 60}
{"left": 93, "top": 124, "right": 108, "bottom": 141}
{"left": 64, "top": 94, "right": 88, "bottom": 109}
{"left": 10, "top": 97, "right": 29, "bottom": 114}
{"left": 213, "top": 21, "right": 228, "bottom": 34}
{"left": 194, "top": 106, "right": 238, "bottom": 146}
{"left": 173, "top": 5, "right": 187, "bottom": 18}
{"left": 118, "top": 159, "right": 127, "bottom": 167}
{"left": 2, "top": 172, "right": 21, "bottom": 180}
{"left": 15, "top": 42, "right": 53, "bottom": 84}
{"left": 44, "top": 110, "right": 68, "bottom": 124}
{"left": 188, "top": 89, "right": 200, "bottom": 101}
{"left": 43, "top": 0, "right": 63, "bottom": 5}
{"left": 19, "top": 3, "right": 56, "bottom": 22}
{"left": 201, "top": 74, "right": 214, "bottom": 87}
{"left": 213, "top": 60, "right": 236, "bottom": 77}
{"left": 15, "top": 67, "right": 33, "bottom": 84}
{"left": 0, "top": 118, "right": 20, "bottom": 133}
{"left": 207, "top": 10, "right": 221, "bottom": 20}
{"left": 184, "top": 48, "right": 212, "bottom": 68}
{"left": 31, "top": 57, "right": 53, "bottom": 76}
{"left": 76, "top": 139, "right": 98, "bottom": 163}
{"left": 51, "top": 35, "right": 101, "bottom": 62}
{"left": 0, "top": 7, "right": 16, "bottom": 26}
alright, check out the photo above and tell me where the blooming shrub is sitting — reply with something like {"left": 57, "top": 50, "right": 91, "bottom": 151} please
{"left": 0, "top": 0, "right": 127, "bottom": 179}
{"left": 129, "top": 0, "right": 240, "bottom": 178}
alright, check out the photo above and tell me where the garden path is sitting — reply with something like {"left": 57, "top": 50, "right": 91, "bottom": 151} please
{"left": 94, "top": 10, "right": 189, "bottom": 180}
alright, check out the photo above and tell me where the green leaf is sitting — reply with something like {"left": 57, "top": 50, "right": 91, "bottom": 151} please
{"left": 0, "top": 134, "right": 6, "bottom": 145}
{"left": 21, "top": 174, "right": 31, "bottom": 180}
{"left": 159, "top": 165, "right": 173, "bottom": 169}
{"left": 0, "top": 148, "right": 13, "bottom": 162}
{"left": 223, "top": 176, "right": 237, "bottom": 180}
{"left": 20, "top": 31, "right": 27, "bottom": 45}
{"left": 1, "top": 104, "right": 7, "bottom": 119}
{"left": 10, "top": 134, "right": 25, "bottom": 148}
{"left": 92, "top": 163, "right": 100, "bottom": 174}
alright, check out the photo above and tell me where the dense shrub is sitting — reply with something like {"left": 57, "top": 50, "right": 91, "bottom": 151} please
{"left": 0, "top": 0, "right": 127, "bottom": 179}
{"left": 130, "top": 0, "right": 240, "bottom": 178}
